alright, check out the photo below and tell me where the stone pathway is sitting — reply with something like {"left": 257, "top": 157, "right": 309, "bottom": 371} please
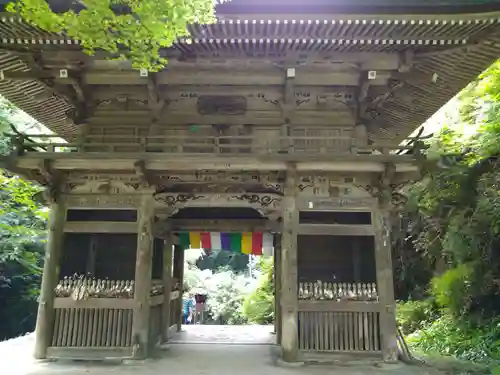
{"left": 170, "top": 324, "right": 275, "bottom": 344}
{"left": 0, "top": 326, "right": 440, "bottom": 375}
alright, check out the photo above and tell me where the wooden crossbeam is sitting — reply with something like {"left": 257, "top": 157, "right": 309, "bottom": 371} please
{"left": 0, "top": 69, "right": 394, "bottom": 86}
{"left": 14, "top": 154, "right": 420, "bottom": 172}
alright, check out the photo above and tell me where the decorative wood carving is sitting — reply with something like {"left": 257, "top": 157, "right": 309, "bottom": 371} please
{"left": 64, "top": 194, "right": 141, "bottom": 208}
{"left": 67, "top": 179, "right": 140, "bottom": 194}
{"left": 155, "top": 171, "right": 284, "bottom": 194}
{"left": 355, "top": 162, "right": 416, "bottom": 209}
{"left": 153, "top": 192, "right": 282, "bottom": 211}
{"left": 297, "top": 174, "right": 372, "bottom": 200}
{"left": 197, "top": 95, "right": 247, "bottom": 115}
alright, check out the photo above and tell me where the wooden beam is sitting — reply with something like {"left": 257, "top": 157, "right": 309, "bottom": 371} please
{"left": 297, "top": 197, "right": 376, "bottom": 211}
{"left": 64, "top": 221, "right": 137, "bottom": 233}
{"left": 54, "top": 297, "right": 135, "bottom": 309}
{"left": 1, "top": 69, "right": 393, "bottom": 87}
{"left": 298, "top": 300, "right": 380, "bottom": 313}
{"left": 88, "top": 111, "right": 355, "bottom": 127}
{"left": 298, "top": 224, "right": 375, "bottom": 236}
{"left": 165, "top": 219, "right": 281, "bottom": 233}
{"left": 15, "top": 154, "right": 420, "bottom": 172}
{"left": 46, "top": 347, "right": 132, "bottom": 360}
{"left": 90, "top": 84, "right": 357, "bottom": 99}
{"left": 10, "top": 50, "right": 404, "bottom": 70}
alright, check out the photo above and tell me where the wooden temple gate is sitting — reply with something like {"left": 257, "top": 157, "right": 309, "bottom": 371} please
{"left": 1, "top": 0, "right": 500, "bottom": 364}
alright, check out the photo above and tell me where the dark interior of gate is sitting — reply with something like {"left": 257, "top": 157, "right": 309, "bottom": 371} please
{"left": 1, "top": 0, "right": 500, "bottom": 364}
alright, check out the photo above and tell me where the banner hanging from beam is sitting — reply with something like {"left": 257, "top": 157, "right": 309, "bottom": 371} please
{"left": 178, "top": 232, "right": 273, "bottom": 256}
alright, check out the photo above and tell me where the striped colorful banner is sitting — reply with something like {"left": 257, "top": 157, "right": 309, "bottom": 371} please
{"left": 178, "top": 232, "right": 273, "bottom": 256}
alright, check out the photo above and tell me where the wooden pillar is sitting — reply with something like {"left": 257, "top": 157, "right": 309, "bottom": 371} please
{"left": 373, "top": 206, "right": 398, "bottom": 362}
{"left": 274, "top": 234, "right": 282, "bottom": 345}
{"left": 161, "top": 233, "right": 173, "bottom": 342}
{"left": 131, "top": 195, "right": 155, "bottom": 359}
{"left": 34, "top": 198, "right": 66, "bottom": 359}
{"left": 280, "top": 165, "right": 299, "bottom": 362}
{"left": 173, "top": 244, "right": 185, "bottom": 332}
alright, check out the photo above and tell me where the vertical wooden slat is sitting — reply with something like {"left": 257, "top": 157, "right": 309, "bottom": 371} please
{"left": 77, "top": 309, "right": 85, "bottom": 347}
{"left": 374, "top": 312, "right": 381, "bottom": 351}
{"left": 70, "top": 309, "right": 78, "bottom": 347}
{"left": 126, "top": 308, "right": 133, "bottom": 347}
{"left": 363, "top": 312, "right": 370, "bottom": 351}
{"left": 348, "top": 312, "right": 353, "bottom": 351}
{"left": 62, "top": 308, "right": 71, "bottom": 347}
{"left": 81, "top": 309, "right": 89, "bottom": 347}
{"left": 106, "top": 308, "right": 113, "bottom": 347}
{"left": 56, "top": 309, "right": 66, "bottom": 346}
{"left": 328, "top": 312, "right": 334, "bottom": 351}
{"left": 353, "top": 312, "right": 359, "bottom": 351}
{"left": 357, "top": 311, "right": 363, "bottom": 351}
{"left": 96, "top": 308, "right": 104, "bottom": 347}
{"left": 51, "top": 309, "right": 60, "bottom": 346}
{"left": 314, "top": 312, "right": 320, "bottom": 350}
{"left": 116, "top": 310, "right": 123, "bottom": 347}
{"left": 111, "top": 309, "right": 118, "bottom": 347}
{"left": 337, "top": 312, "right": 343, "bottom": 351}
{"left": 323, "top": 312, "right": 329, "bottom": 351}
{"left": 88, "top": 309, "right": 96, "bottom": 347}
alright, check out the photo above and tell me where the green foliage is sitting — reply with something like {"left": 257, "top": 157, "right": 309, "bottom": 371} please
{"left": 183, "top": 260, "right": 255, "bottom": 325}
{"left": 0, "top": 99, "right": 47, "bottom": 340}
{"left": 396, "top": 300, "right": 438, "bottom": 335}
{"left": 407, "top": 315, "right": 500, "bottom": 365}
{"left": 242, "top": 257, "right": 274, "bottom": 324}
{"left": 196, "top": 249, "right": 249, "bottom": 273}
{"left": 431, "top": 264, "right": 473, "bottom": 317}
{"left": 396, "top": 60, "right": 500, "bottom": 367}
{"left": 7, "top": 0, "right": 225, "bottom": 71}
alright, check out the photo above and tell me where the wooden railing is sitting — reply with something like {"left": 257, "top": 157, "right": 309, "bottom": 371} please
{"left": 51, "top": 302, "right": 134, "bottom": 348}
{"left": 298, "top": 310, "right": 380, "bottom": 352}
{"left": 10, "top": 133, "right": 427, "bottom": 157}
{"left": 49, "top": 276, "right": 180, "bottom": 359}
{"left": 297, "top": 281, "right": 381, "bottom": 353}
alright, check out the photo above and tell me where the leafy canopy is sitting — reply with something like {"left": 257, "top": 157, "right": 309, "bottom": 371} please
{"left": 7, "top": 0, "right": 226, "bottom": 71}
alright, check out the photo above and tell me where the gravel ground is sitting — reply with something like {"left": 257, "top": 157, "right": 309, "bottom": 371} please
{"left": 0, "top": 326, "right": 441, "bottom": 375}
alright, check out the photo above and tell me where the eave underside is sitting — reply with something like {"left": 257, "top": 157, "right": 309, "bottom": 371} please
{"left": 0, "top": 11, "right": 498, "bottom": 143}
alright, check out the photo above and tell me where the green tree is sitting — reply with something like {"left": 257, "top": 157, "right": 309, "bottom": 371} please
{"left": 0, "top": 99, "right": 47, "bottom": 339}
{"left": 395, "top": 60, "right": 500, "bottom": 367}
{"left": 242, "top": 256, "right": 274, "bottom": 324}
{"left": 7, "top": 0, "right": 228, "bottom": 71}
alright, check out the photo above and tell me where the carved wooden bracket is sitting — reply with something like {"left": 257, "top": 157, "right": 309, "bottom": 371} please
{"left": 39, "top": 159, "right": 62, "bottom": 203}
{"left": 153, "top": 192, "right": 283, "bottom": 214}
